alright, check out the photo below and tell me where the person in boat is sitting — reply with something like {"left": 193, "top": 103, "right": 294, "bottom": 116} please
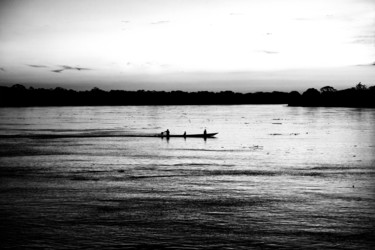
{"left": 204, "top": 129, "right": 207, "bottom": 136}
{"left": 160, "top": 131, "right": 164, "bottom": 137}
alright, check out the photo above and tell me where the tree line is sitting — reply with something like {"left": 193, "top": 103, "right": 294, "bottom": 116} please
{"left": 288, "top": 83, "right": 375, "bottom": 107}
{"left": 0, "top": 83, "right": 374, "bottom": 107}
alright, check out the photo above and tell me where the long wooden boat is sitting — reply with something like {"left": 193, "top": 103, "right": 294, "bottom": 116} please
{"left": 0, "top": 132, "right": 218, "bottom": 139}
{"left": 159, "top": 133, "right": 218, "bottom": 138}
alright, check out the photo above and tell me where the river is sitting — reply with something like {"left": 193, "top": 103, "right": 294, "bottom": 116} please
{"left": 0, "top": 105, "right": 374, "bottom": 249}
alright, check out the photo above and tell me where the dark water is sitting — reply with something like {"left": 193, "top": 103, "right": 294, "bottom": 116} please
{"left": 0, "top": 105, "right": 374, "bottom": 249}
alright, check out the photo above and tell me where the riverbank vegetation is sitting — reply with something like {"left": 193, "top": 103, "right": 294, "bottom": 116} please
{"left": 0, "top": 83, "right": 374, "bottom": 107}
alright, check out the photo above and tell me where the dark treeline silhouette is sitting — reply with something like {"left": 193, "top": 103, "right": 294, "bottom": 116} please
{"left": 0, "top": 83, "right": 374, "bottom": 107}
{"left": 0, "top": 84, "right": 289, "bottom": 106}
{"left": 289, "top": 83, "right": 375, "bottom": 107}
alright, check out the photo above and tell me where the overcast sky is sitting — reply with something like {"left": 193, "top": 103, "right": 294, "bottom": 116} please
{"left": 0, "top": 0, "right": 374, "bottom": 91}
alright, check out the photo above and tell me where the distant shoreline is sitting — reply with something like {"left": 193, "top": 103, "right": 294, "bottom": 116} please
{"left": 1, "top": 83, "right": 374, "bottom": 108}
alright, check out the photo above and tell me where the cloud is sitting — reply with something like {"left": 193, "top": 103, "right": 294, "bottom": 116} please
{"left": 60, "top": 65, "right": 91, "bottom": 71}
{"left": 51, "top": 69, "right": 64, "bottom": 73}
{"left": 356, "top": 62, "right": 375, "bottom": 66}
{"left": 28, "top": 64, "right": 48, "bottom": 68}
{"left": 61, "top": 65, "right": 74, "bottom": 70}
{"left": 51, "top": 65, "right": 92, "bottom": 73}
{"left": 0, "top": 67, "right": 5, "bottom": 72}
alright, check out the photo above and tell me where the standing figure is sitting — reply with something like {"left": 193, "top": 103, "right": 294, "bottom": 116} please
{"left": 183, "top": 131, "right": 186, "bottom": 138}
{"left": 204, "top": 129, "right": 207, "bottom": 136}
{"left": 166, "top": 129, "right": 170, "bottom": 137}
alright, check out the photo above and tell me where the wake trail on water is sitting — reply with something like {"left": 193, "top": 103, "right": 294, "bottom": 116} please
{"left": 0, "top": 132, "right": 160, "bottom": 139}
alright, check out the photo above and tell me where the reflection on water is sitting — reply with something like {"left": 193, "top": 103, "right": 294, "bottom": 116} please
{"left": 0, "top": 105, "right": 374, "bottom": 249}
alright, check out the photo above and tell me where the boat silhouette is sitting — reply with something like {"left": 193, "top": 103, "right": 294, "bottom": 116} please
{"left": 159, "top": 133, "right": 218, "bottom": 138}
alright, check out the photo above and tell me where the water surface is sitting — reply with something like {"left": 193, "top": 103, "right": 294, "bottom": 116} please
{"left": 0, "top": 105, "right": 374, "bottom": 249}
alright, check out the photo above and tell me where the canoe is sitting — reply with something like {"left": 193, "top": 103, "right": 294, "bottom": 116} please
{"left": 159, "top": 133, "right": 218, "bottom": 138}
{"left": 0, "top": 132, "right": 218, "bottom": 139}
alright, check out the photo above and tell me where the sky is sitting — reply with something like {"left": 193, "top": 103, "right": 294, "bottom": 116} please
{"left": 0, "top": 0, "right": 374, "bottom": 92}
